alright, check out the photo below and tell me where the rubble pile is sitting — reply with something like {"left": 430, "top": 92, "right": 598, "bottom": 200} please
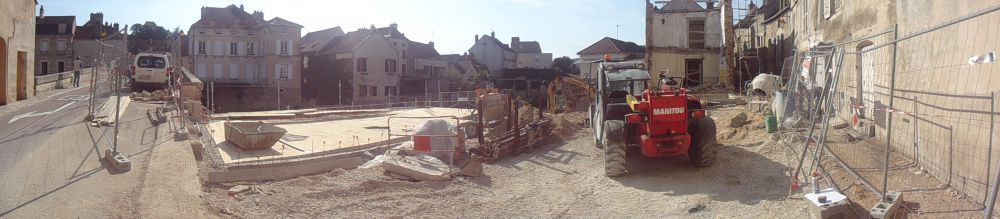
{"left": 360, "top": 119, "right": 481, "bottom": 182}
{"left": 131, "top": 89, "right": 174, "bottom": 102}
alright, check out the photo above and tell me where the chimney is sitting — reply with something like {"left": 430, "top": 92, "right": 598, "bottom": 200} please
{"left": 113, "top": 23, "right": 119, "bottom": 30}
{"left": 511, "top": 37, "right": 520, "bottom": 47}
{"left": 201, "top": 7, "right": 210, "bottom": 19}
{"left": 428, "top": 41, "right": 434, "bottom": 48}
{"left": 475, "top": 34, "right": 479, "bottom": 42}
{"left": 252, "top": 11, "right": 263, "bottom": 20}
{"left": 706, "top": 2, "right": 715, "bottom": 9}
{"left": 240, "top": 4, "right": 245, "bottom": 11}
{"left": 389, "top": 23, "right": 398, "bottom": 30}
{"left": 38, "top": 5, "right": 44, "bottom": 18}
{"left": 490, "top": 31, "right": 495, "bottom": 38}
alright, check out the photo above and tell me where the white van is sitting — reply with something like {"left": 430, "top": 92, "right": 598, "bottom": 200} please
{"left": 131, "top": 53, "right": 171, "bottom": 89}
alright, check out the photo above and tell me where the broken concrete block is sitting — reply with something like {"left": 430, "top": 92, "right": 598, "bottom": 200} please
{"left": 381, "top": 154, "right": 450, "bottom": 181}
{"left": 730, "top": 112, "right": 748, "bottom": 128}
{"left": 457, "top": 156, "right": 483, "bottom": 177}
{"left": 228, "top": 185, "right": 251, "bottom": 196}
{"left": 831, "top": 121, "right": 849, "bottom": 129}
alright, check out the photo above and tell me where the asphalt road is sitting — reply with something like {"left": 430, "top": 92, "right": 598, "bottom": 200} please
{"left": 0, "top": 81, "right": 114, "bottom": 209}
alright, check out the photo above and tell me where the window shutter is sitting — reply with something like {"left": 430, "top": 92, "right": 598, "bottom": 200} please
{"left": 275, "top": 64, "right": 281, "bottom": 79}
{"left": 197, "top": 64, "right": 206, "bottom": 78}
{"left": 286, "top": 40, "right": 293, "bottom": 54}
{"left": 822, "top": 0, "right": 831, "bottom": 19}
{"left": 276, "top": 40, "right": 281, "bottom": 54}
{"left": 246, "top": 64, "right": 254, "bottom": 82}
{"left": 287, "top": 64, "right": 294, "bottom": 80}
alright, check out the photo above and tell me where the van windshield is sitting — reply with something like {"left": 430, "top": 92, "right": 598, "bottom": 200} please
{"left": 137, "top": 56, "right": 166, "bottom": 69}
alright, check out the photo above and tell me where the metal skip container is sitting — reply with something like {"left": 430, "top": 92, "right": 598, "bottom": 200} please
{"left": 224, "top": 121, "right": 287, "bottom": 150}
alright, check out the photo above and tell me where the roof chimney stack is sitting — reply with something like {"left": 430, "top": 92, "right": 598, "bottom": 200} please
{"left": 38, "top": 5, "right": 44, "bottom": 18}
{"left": 240, "top": 4, "right": 245, "bottom": 11}
{"left": 428, "top": 41, "right": 434, "bottom": 48}
{"left": 706, "top": 2, "right": 715, "bottom": 9}
{"left": 490, "top": 31, "right": 495, "bottom": 38}
{"left": 511, "top": 37, "right": 520, "bottom": 47}
{"left": 475, "top": 34, "right": 479, "bottom": 42}
{"left": 389, "top": 23, "right": 398, "bottom": 30}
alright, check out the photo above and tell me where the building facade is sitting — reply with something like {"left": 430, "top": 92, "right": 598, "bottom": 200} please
{"left": 188, "top": 5, "right": 303, "bottom": 112}
{"left": 73, "top": 12, "right": 125, "bottom": 69}
{"left": 301, "top": 26, "right": 402, "bottom": 105}
{"left": 1, "top": 0, "right": 37, "bottom": 105}
{"left": 468, "top": 32, "right": 515, "bottom": 77}
{"left": 510, "top": 37, "right": 553, "bottom": 69}
{"left": 576, "top": 37, "right": 645, "bottom": 80}
{"left": 35, "top": 15, "right": 74, "bottom": 75}
{"left": 645, "top": 0, "right": 723, "bottom": 87}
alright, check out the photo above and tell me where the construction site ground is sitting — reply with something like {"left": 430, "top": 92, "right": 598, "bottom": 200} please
{"left": 206, "top": 107, "right": 474, "bottom": 164}
{"left": 204, "top": 104, "right": 818, "bottom": 218}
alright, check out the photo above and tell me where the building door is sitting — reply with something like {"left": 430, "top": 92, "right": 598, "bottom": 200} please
{"left": 684, "top": 59, "right": 703, "bottom": 87}
{"left": 0, "top": 37, "right": 6, "bottom": 105}
{"left": 58, "top": 61, "right": 65, "bottom": 73}
{"left": 40, "top": 61, "right": 48, "bottom": 75}
{"left": 17, "top": 51, "right": 28, "bottom": 100}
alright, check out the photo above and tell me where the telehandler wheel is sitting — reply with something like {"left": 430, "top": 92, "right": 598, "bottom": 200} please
{"left": 689, "top": 117, "right": 718, "bottom": 167}
{"left": 591, "top": 107, "right": 602, "bottom": 148}
{"left": 603, "top": 120, "right": 627, "bottom": 177}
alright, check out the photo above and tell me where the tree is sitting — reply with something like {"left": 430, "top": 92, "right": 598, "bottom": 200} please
{"left": 552, "top": 56, "right": 578, "bottom": 75}
{"left": 127, "top": 21, "right": 170, "bottom": 53}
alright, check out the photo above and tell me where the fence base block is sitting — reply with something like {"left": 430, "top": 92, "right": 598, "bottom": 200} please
{"left": 870, "top": 191, "right": 902, "bottom": 219}
{"left": 805, "top": 189, "right": 854, "bottom": 219}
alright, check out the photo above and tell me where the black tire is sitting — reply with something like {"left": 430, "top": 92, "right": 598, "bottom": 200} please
{"left": 689, "top": 117, "right": 718, "bottom": 167}
{"left": 603, "top": 120, "right": 627, "bottom": 177}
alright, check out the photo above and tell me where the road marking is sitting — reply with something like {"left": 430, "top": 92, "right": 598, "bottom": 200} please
{"left": 48, "top": 85, "right": 88, "bottom": 98}
{"left": 57, "top": 95, "right": 90, "bottom": 101}
{"left": 8, "top": 101, "right": 76, "bottom": 124}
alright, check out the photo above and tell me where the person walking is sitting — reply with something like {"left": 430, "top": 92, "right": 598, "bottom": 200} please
{"left": 73, "top": 57, "right": 82, "bottom": 87}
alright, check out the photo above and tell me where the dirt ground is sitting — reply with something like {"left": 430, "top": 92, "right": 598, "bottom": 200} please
{"left": 203, "top": 104, "right": 818, "bottom": 218}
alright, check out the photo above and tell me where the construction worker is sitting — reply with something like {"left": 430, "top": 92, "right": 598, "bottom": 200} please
{"left": 73, "top": 57, "right": 82, "bottom": 87}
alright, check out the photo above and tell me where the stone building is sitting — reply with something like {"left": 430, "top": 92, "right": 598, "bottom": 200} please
{"left": 34, "top": 15, "right": 74, "bottom": 75}
{"left": 1, "top": 0, "right": 37, "bottom": 105}
{"left": 188, "top": 5, "right": 303, "bottom": 112}
{"left": 645, "top": 0, "right": 723, "bottom": 87}
{"left": 576, "top": 37, "right": 645, "bottom": 80}
{"left": 73, "top": 12, "right": 125, "bottom": 68}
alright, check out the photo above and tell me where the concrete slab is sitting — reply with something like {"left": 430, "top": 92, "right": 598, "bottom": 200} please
{"left": 207, "top": 107, "right": 473, "bottom": 165}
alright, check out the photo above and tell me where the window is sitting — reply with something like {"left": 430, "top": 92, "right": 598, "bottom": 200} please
{"left": 384, "top": 59, "right": 397, "bottom": 73}
{"left": 279, "top": 40, "right": 289, "bottom": 55}
{"left": 230, "top": 42, "right": 238, "bottom": 56}
{"left": 56, "top": 39, "right": 66, "bottom": 52}
{"left": 402, "top": 50, "right": 407, "bottom": 59}
{"left": 197, "top": 42, "right": 207, "bottom": 55}
{"left": 39, "top": 39, "right": 49, "bottom": 52}
{"left": 58, "top": 24, "right": 66, "bottom": 34}
{"left": 278, "top": 64, "right": 289, "bottom": 79}
{"left": 401, "top": 64, "right": 406, "bottom": 74}
{"left": 821, "top": 0, "right": 842, "bottom": 19}
{"left": 385, "top": 86, "right": 397, "bottom": 96}
{"left": 688, "top": 19, "right": 706, "bottom": 49}
{"left": 246, "top": 42, "right": 255, "bottom": 56}
{"left": 370, "top": 86, "right": 378, "bottom": 97}
{"left": 137, "top": 56, "right": 166, "bottom": 68}
{"left": 356, "top": 58, "right": 368, "bottom": 72}
{"left": 359, "top": 85, "right": 368, "bottom": 96}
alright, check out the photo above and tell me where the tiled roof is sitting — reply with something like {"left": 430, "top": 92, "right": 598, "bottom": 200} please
{"left": 266, "top": 17, "right": 303, "bottom": 28}
{"left": 191, "top": 5, "right": 262, "bottom": 29}
{"left": 375, "top": 25, "right": 408, "bottom": 41}
{"left": 322, "top": 28, "right": 375, "bottom": 55}
{"left": 302, "top": 27, "right": 345, "bottom": 53}
{"left": 577, "top": 37, "right": 644, "bottom": 55}
{"left": 409, "top": 41, "right": 439, "bottom": 58}
{"left": 36, "top": 16, "right": 75, "bottom": 35}
{"left": 512, "top": 41, "right": 542, "bottom": 53}
{"left": 478, "top": 35, "right": 514, "bottom": 52}
{"left": 657, "top": 0, "right": 706, "bottom": 12}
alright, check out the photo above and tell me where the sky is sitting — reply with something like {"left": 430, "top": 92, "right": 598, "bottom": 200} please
{"left": 37, "top": 0, "right": 654, "bottom": 58}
